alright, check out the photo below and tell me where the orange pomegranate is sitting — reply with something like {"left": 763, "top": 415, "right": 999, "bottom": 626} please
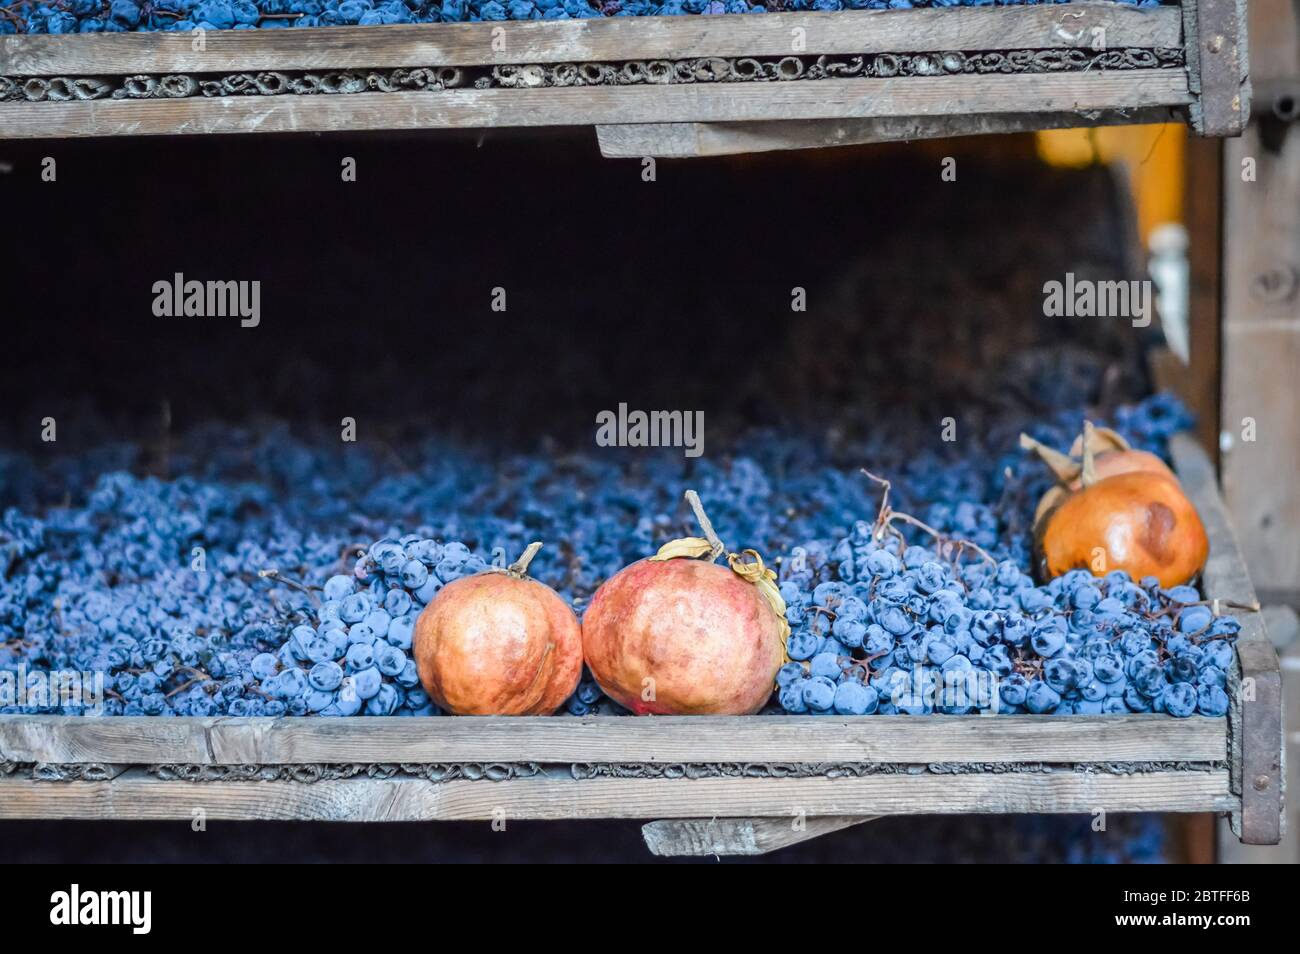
{"left": 581, "top": 491, "right": 788, "bottom": 716}
{"left": 1036, "top": 471, "right": 1208, "bottom": 586}
{"left": 1024, "top": 422, "right": 1208, "bottom": 587}
{"left": 413, "top": 542, "right": 582, "bottom": 715}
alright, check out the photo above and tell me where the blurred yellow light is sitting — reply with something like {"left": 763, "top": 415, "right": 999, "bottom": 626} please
{"left": 1035, "top": 124, "right": 1186, "bottom": 242}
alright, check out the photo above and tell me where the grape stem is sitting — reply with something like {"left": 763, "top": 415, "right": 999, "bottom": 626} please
{"left": 166, "top": 678, "right": 205, "bottom": 699}
{"left": 684, "top": 489, "right": 725, "bottom": 561}
{"left": 258, "top": 568, "right": 322, "bottom": 607}
{"left": 1157, "top": 596, "right": 1261, "bottom": 615}
{"left": 860, "top": 469, "right": 998, "bottom": 569}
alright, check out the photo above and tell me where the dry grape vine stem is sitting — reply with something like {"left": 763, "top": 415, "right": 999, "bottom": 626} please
{"left": 860, "top": 468, "right": 998, "bottom": 569}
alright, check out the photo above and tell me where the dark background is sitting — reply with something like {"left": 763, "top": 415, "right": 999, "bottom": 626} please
{"left": 1, "top": 127, "right": 1138, "bottom": 456}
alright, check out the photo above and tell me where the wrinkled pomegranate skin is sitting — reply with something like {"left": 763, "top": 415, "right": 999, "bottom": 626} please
{"left": 582, "top": 558, "right": 784, "bottom": 715}
{"left": 414, "top": 573, "right": 582, "bottom": 716}
{"left": 1038, "top": 471, "right": 1209, "bottom": 588}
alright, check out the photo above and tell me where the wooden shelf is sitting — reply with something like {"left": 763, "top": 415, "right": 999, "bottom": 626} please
{"left": 0, "top": 767, "right": 1238, "bottom": 823}
{"left": 0, "top": 3, "right": 1247, "bottom": 148}
{"left": 0, "top": 713, "right": 1236, "bottom": 823}
{"left": 0, "top": 436, "right": 1282, "bottom": 855}
{"left": 0, "top": 6, "right": 1184, "bottom": 73}
{"left": 0, "top": 712, "right": 1230, "bottom": 766}
{"left": 0, "top": 71, "right": 1192, "bottom": 139}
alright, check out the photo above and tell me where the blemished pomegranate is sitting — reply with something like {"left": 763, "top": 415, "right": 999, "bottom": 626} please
{"left": 581, "top": 491, "right": 788, "bottom": 715}
{"left": 413, "top": 542, "right": 582, "bottom": 716}
{"left": 1024, "top": 422, "right": 1208, "bottom": 587}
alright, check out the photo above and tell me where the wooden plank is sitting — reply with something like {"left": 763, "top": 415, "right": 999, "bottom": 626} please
{"left": 1179, "top": 134, "right": 1223, "bottom": 460}
{"left": 596, "top": 107, "right": 1183, "bottom": 158}
{"left": 1170, "top": 432, "right": 1283, "bottom": 845}
{"left": 1219, "top": 640, "right": 1300, "bottom": 863}
{"left": 642, "top": 815, "right": 878, "bottom": 856}
{"left": 0, "top": 70, "right": 1193, "bottom": 141}
{"left": 1233, "top": 0, "right": 1300, "bottom": 612}
{"left": 0, "top": 7, "right": 1184, "bottom": 76}
{"left": 0, "top": 769, "right": 1235, "bottom": 821}
{"left": 1241, "top": 0, "right": 1299, "bottom": 90}
{"left": 1247, "top": 35, "right": 1298, "bottom": 129}
{"left": 0, "top": 713, "right": 1227, "bottom": 766}
{"left": 0, "top": 718, "right": 214, "bottom": 764}
{"left": 1219, "top": 0, "right": 1300, "bottom": 609}
{"left": 1185, "top": 0, "right": 1250, "bottom": 135}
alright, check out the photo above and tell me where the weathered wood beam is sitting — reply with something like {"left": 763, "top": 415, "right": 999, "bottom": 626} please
{"left": 0, "top": 712, "right": 1227, "bottom": 766}
{"left": 0, "top": 770, "right": 1235, "bottom": 822}
{"left": 1184, "top": 0, "right": 1250, "bottom": 135}
{"left": 0, "top": 70, "right": 1192, "bottom": 141}
{"left": 1219, "top": 0, "right": 1300, "bottom": 615}
{"left": 642, "top": 815, "right": 879, "bottom": 856}
{"left": 596, "top": 107, "right": 1182, "bottom": 158}
{"left": 0, "top": 6, "right": 1184, "bottom": 76}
